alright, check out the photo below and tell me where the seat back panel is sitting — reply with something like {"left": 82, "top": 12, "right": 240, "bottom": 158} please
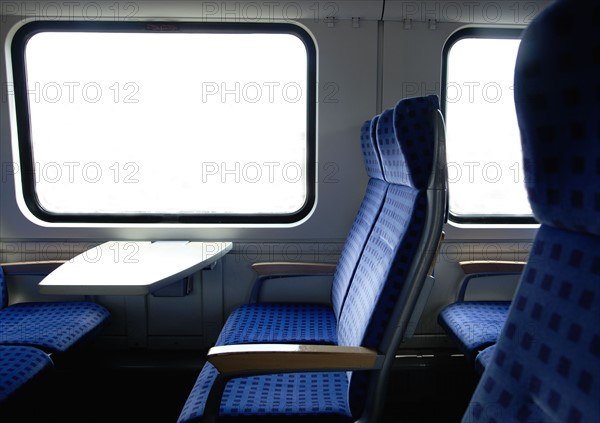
{"left": 337, "top": 185, "right": 424, "bottom": 349}
{"left": 331, "top": 116, "right": 387, "bottom": 319}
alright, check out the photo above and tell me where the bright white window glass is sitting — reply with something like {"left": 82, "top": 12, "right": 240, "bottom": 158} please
{"left": 24, "top": 32, "right": 308, "bottom": 215}
{"left": 445, "top": 38, "right": 533, "bottom": 218}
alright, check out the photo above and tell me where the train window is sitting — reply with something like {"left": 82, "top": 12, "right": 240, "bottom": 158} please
{"left": 11, "top": 22, "right": 316, "bottom": 224}
{"left": 442, "top": 29, "right": 535, "bottom": 224}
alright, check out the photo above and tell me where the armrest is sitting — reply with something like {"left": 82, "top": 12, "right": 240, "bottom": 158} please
{"left": 459, "top": 260, "right": 525, "bottom": 275}
{"left": 203, "top": 344, "right": 383, "bottom": 420}
{"left": 250, "top": 262, "right": 336, "bottom": 303}
{"left": 457, "top": 260, "right": 526, "bottom": 302}
{"left": 1, "top": 261, "right": 65, "bottom": 276}
{"left": 252, "top": 262, "right": 337, "bottom": 277}
{"left": 208, "top": 343, "right": 383, "bottom": 375}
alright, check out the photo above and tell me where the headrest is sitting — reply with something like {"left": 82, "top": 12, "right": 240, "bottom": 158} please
{"left": 360, "top": 115, "right": 384, "bottom": 180}
{"left": 514, "top": 0, "right": 600, "bottom": 235}
{"left": 377, "top": 95, "right": 439, "bottom": 188}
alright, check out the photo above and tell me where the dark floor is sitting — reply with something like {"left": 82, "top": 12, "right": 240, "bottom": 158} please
{"left": 0, "top": 348, "right": 478, "bottom": 423}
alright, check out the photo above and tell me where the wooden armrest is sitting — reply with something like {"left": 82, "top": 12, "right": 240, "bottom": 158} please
{"left": 1, "top": 261, "right": 65, "bottom": 275}
{"left": 252, "top": 262, "right": 337, "bottom": 277}
{"left": 208, "top": 344, "right": 382, "bottom": 375}
{"left": 459, "top": 260, "right": 526, "bottom": 275}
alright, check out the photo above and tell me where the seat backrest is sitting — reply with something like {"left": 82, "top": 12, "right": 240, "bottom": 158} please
{"left": 330, "top": 115, "right": 388, "bottom": 319}
{"left": 337, "top": 95, "right": 447, "bottom": 419}
{"left": 463, "top": 1, "right": 600, "bottom": 421}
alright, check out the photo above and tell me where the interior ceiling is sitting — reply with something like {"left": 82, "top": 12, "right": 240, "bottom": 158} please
{"left": 2, "top": 1, "right": 553, "bottom": 24}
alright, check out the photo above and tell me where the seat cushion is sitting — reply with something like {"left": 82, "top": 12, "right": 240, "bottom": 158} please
{"left": 217, "top": 303, "right": 337, "bottom": 346}
{"left": 438, "top": 301, "right": 510, "bottom": 361}
{"left": 0, "top": 301, "right": 109, "bottom": 353}
{"left": 0, "top": 345, "right": 52, "bottom": 402}
{"left": 178, "top": 363, "right": 352, "bottom": 423}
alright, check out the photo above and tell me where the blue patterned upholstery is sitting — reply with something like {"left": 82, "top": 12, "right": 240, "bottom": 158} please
{"left": 216, "top": 303, "right": 337, "bottom": 345}
{"left": 378, "top": 96, "right": 437, "bottom": 189}
{"left": 0, "top": 301, "right": 110, "bottom": 353}
{"left": 464, "top": 228, "right": 600, "bottom": 421}
{"left": 514, "top": 3, "right": 600, "bottom": 236}
{"left": 0, "top": 268, "right": 7, "bottom": 310}
{"left": 223, "top": 116, "right": 387, "bottom": 349}
{"left": 338, "top": 182, "right": 428, "bottom": 417}
{"left": 338, "top": 95, "right": 439, "bottom": 349}
{"left": 463, "top": 1, "right": 600, "bottom": 421}
{"left": 438, "top": 301, "right": 510, "bottom": 361}
{"left": 361, "top": 115, "right": 384, "bottom": 180}
{"left": 330, "top": 115, "right": 386, "bottom": 318}
{"left": 178, "top": 95, "right": 446, "bottom": 422}
{"left": 342, "top": 96, "right": 441, "bottom": 416}
{"left": 337, "top": 184, "right": 425, "bottom": 348}
{"left": 329, "top": 178, "right": 388, "bottom": 318}
{"left": 474, "top": 344, "right": 495, "bottom": 375}
{"left": 178, "top": 363, "right": 351, "bottom": 422}
{"left": 0, "top": 345, "right": 52, "bottom": 403}
{"left": 0, "top": 266, "right": 110, "bottom": 353}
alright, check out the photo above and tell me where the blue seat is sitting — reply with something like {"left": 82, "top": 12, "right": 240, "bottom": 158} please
{"left": 0, "top": 266, "right": 110, "bottom": 353}
{"left": 177, "top": 94, "right": 447, "bottom": 422}
{"left": 438, "top": 265, "right": 523, "bottom": 364}
{"left": 463, "top": 1, "right": 600, "bottom": 421}
{"left": 438, "top": 301, "right": 509, "bottom": 362}
{"left": 214, "top": 114, "right": 387, "bottom": 346}
{"left": 0, "top": 345, "right": 52, "bottom": 403}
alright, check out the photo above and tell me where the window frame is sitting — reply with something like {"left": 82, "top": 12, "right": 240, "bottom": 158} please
{"left": 442, "top": 27, "right": 536, "bottom": 225}
{"left": 11, "top": 20, "right": 317, "bottom": 224}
